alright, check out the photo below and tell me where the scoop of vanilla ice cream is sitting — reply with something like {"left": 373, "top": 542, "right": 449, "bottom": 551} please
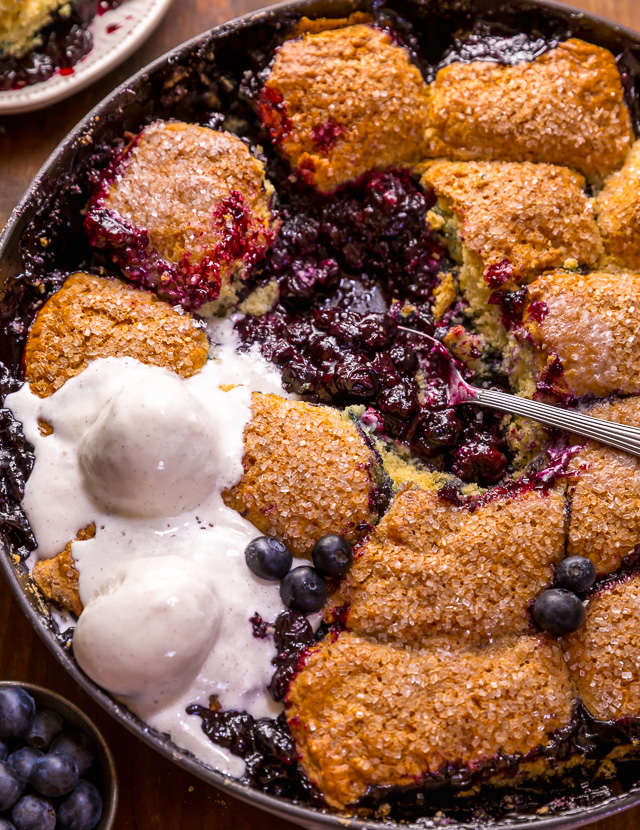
{"left": 79, "top": 372, "right": 219, "bottom": 517}
{"left": 73, "top": 556, "right": 221, "bottom": 704}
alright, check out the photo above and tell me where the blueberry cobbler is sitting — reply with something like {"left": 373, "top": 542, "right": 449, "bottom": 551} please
{"left": 5, "top": 5, "right": 640, "bottom": 824}
{"left": 0, "top": 0, "right": 124, "bottom": 90}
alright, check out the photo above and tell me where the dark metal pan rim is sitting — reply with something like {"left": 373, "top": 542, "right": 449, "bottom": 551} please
{"left": 2, "top": 0, "right": 640, "bottom": 827}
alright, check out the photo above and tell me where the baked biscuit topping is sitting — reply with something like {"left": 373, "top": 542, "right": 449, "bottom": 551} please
{"left": 565, "top": 575, "right": 640, "bottom": 721}
{"left": 24, "top": 272, "right": 209, "bottom": 398}
{"left": 330, "top": 484, "right": 566, "bottom": 642}
{"left": 425, "top": 39, "right": 633, "bottom": 183}
{"left": 259, "top": 24, "right": 430, "bottom": 192}
{"left": 522, "top": 270, "right": 640, "bottom": 398}
{"left": 287, "top": 632, "right": 573, "bottom": 808}
{"left": 85, "top": 122, "right": 279, "bottom": 311}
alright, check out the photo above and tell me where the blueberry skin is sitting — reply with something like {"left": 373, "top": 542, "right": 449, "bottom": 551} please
{"left": 0, "top": 740, "right": 7, "bottom": 762}
{"left": 57, "top": 780, "right": 103, "bottom": 830}
{"left": 312, "top": 534, "right": 353, "bottom": 578}
{"left": 26, "top": 710, "right": 63, "bottom": 751}
{"left": 49, "top": 732, "right": 94, "bottom": 777}
{"left": 30, "top": 753, "right": 78, "bottom": 797}
{"left": 7, "top": 747, "right": 43, "bottom": 784}
{"left": 11, "top": 795, "right": 56, "bottom": 830}
{"left": 0, "top": 761, "right": 23, "bottom": 811}
{"left": 556, "top": 556, "right": 596, "bottom": 594}
{"left": 533, "top": 588, "right": 586, "bottom": 635}
{"left": 280, "top": 567, "right": 328, "bottom": 614}
{"left": 0, "top": 818, "right": 16, "bottom": 830}
{"left": 0, "top": 688, "right": 35, "bottom": 738}
{"left": 245, "top": 536, "right": 293, "bottom": 581}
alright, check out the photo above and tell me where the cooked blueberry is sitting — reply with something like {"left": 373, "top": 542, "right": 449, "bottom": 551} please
{"left": 311, "top": 535, "right": 353, "bottom": 578}
{"left": 0, "top": 761, "right": 23, "bottom": 811}
{"left": 245, "top": 536, "right": 293, "bottom": 581}
{"left": 31, "top": 753, "right": 78, "bottom": 797}
{"left": 254, "top": 719, "right": 297, "bottom": 765}
{"left": 555, "top": 556, "right": 596, "bottom": 594}
{"left": 7, "top": 747, "right": 43, "bottom": 784}
{"left": 0, "top": 687, "right": 35, "bottom": 738}
{"left": 49, "top": 732, "right": 94, "bottom": 777}
{"left": 273, "top": 611, "right": 315, "bottom": 653}
{"left": 57, "top": 780, "right": 103, "bottom": 830}
{"left": 418, "top": 409, "right": 463, "bottom": 449}
{"left": 11, "top": 795, "right": 56, "bottom": 830}
{"left": 280, "top": 567, "right": 328, "bottom": 614}
{"left": 25, "top": 710, "right": 63, "bottom": 751}
{"left": 452, "top": 439, "right": 508, "bottom": 484}
{"left": 533, "top": 589, "right": 586, "bottom": 635}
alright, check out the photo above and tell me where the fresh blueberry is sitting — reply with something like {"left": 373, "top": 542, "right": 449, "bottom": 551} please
{"left": 49, "top": 732, "right": 94, "bottom": 777}
{"left": 11, "top": 795, "right": 56, "bottom": 830}
{"left": 0, "top": 740, "right": 7, "bottom": 762}
{"left": 280, "top": 567, "right": 328, "bottom": 614}
{"left": 30, "top": 752, "right": 78, "bottom": 797}
{"left": 311, "top": 535, "right": 353, "bottom": 578}
{"left": 0, "top": 688, "right": 35, "bottom": 738}
{"left": 533, "top": 588, "right": 586, "bottom": 635}
{"left": 57, "top": 780, "right": 103, "bottom": 830}
{"left": 555, "top": 556, "right": 596, "bottom": 594}
{"left": 0, "top": 818, "right": 16, "bottom": 830}
{"left": 7, "top": 747, "right": 43, "bottom": 784}
{"left": 245, "top": 536, "right": 293, "bottom": 581}
{"left": 0, "top": 761, "right": 23, "bottom": 811}
{"left": 26, "top": 709, "right": 63, "bottom": 751}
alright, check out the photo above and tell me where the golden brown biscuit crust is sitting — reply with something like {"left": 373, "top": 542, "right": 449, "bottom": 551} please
{"left": 523, "top": 269, "right": 640, "bottom": 398}
{"left": 287, "top": 631, "right": 573, "bottom": 809}
{"left": 103, "top": 122, "right": 277, "bottom": 273}
{"left": 425, "top": 39, "right": 633, "bottom": 183}
{"left": 31, "top": 525, "right": 95, "bottom": 616}
{"left": 420, "top": 160, "right": 602, "bottom": 283}
{"left": 223, "top": 393, "right": 380, "bottom": 556}
{"left": 24, "top": 273, "right": 209, "bottom": 398}
{"left": 567, "top": 397, "right": 640, "bottom": 576}
{"left": 564, "top": 575, "right": 640, "bottom": 721}
{"left": 596, "top": 139, "right": 640, "bottom": 270}
{"left": 330, "top": 484, "right": 566, "bottom": 642}
{"left": 260, "top": 24, "right": 429, "bottom": 192}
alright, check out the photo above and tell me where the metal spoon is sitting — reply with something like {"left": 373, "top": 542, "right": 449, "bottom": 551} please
{"left": 398, "top": 327, "right": 640, "bottom": 458}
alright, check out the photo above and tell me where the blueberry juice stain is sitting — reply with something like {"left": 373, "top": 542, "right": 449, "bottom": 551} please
{"left": 236, "top": 168, "right": 508, "bottom": 485}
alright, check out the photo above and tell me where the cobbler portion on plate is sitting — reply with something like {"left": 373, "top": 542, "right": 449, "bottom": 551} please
{"left": 0, "top": 0, "right": 124, "bottom": 90}
{"left": 4, "top": 5, "right": 640, "bottom": 824}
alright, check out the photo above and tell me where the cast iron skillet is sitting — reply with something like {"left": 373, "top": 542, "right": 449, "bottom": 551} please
{"left": 2, "top": 1, "right": 640, "bottom": 827}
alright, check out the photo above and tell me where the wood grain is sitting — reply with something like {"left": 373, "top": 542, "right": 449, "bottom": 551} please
{"left": 2, "top": 1, "right": 640, "bottom": 828}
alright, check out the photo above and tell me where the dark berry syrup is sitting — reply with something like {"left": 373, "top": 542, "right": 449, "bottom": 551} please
{"left": 0, "top": 0, "right": 123, "bottom": 91}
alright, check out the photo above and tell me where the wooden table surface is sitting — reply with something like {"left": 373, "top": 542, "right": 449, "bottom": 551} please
{"left": 2, "top": 0, "right": 640, "bottom": 828}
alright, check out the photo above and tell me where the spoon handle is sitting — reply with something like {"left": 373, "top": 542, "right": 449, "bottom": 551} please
{"left": 474, "top": 388, "right": 640, "bottom": 457}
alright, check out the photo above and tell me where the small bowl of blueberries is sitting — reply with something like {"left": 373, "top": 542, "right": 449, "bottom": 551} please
{"left": 0, "top": 681, "right": 117, "bottom": 830}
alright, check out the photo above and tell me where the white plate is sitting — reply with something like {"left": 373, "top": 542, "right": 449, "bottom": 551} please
{"left": 0, "top": 0, "right": 173, "bottom": 115}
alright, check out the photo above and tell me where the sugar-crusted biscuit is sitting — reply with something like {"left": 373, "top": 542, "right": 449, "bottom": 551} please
{"left": 223, "top": 393, "right": 383, "bottom": 556}
{"left": 24, "top": 272, "right": 209, "bottom": 398}
{"left": 330, "top": 484, "right": 566, "bottom": 642}
{"left": 564, "top": 575, "right": 640, "bottom": 721}
{"left": 287, "top": 631, "right": 573, "bottom": 809}
{"left": 596, "top": 139, "right": 640, "bottom": 270}
{"left": 85, "top": 121, "right": 278, "bottom": 311}
{"left": 522, "top": 270, "right": 640, "bottom": 398}
{"left": 425, "top": 39, "right": 632, "bottom": 183}
{"left": 259, "top": 24, "right": 429, "bottom": 192}
{"left": 567, "top": 397, "right": 640, "bottom": 576}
